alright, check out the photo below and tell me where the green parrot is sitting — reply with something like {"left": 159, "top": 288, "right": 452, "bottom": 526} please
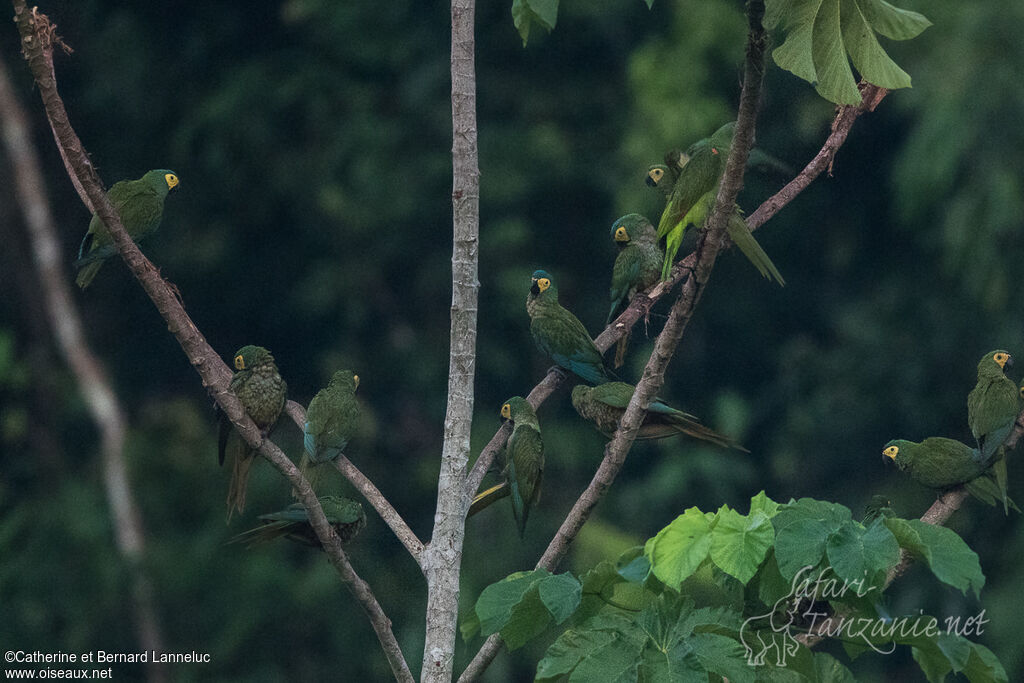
{"left": 882, "top": 438, "right": 1015, "bottom": 512}
{"left": 607, "top": 214, "right": 663, "bottom": 368}
{"left": 570, "top": 382, "right": 746, "bottom": 450}
{"left": 468, "top": 397, "right": 544, "bottom": 536}
{"left": 229, "top": 496, "right": 366, "bottom": 549}
{"left": 646, "top": 123, "right": 784, "bottom": 284}
{"left": 74, "top": 169, "right": 179, "bottom": 288}
{"left": 299, "top": 370, "right": 360, "bottom": 491}
{"left": 967, "top": 350, "right": 1017, "bottom": 463}
{"left": 607, "top": 214, "right": 663, "bottom": 325}
{"left": 527, "top": 269, "right": 613, "bottom": 385}
{"left": 218, "top": 345, "right": 288, "bottom": 519}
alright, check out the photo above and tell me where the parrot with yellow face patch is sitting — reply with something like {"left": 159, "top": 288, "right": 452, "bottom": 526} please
{"left": 469, "top": 397, "right": 544, "bottom": 536}
{"left": 882, "top": 438, "right": 1015, "bottom": 512}
{"left": 527, "top": 270, "right": 612, "bottom": 385}
{"left": 74, "top": 169, "right": 179, "bottom": 288}
{"left": 218, "top": 345, "right": 287, "bottom": 519}
{"left": 967, "top": 350, "right": 1017, "bottom": 463}
{"left": 645, "top": 124, "right": 783, "bottom": 284}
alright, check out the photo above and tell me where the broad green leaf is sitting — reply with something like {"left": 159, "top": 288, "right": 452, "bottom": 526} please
{"left": 859, "top": 0, "right": 930, "bottom": 40}
{"left": 769, "top": 0, "right": 823, "bottom": 84}
{"left": 687, "top": 633, "right": 755, "bottom": 683}
{"left": 825, "top": 519, "right": 899, "bottom": 589}
{"left": 676, "top": 606, "right": 745, "bottom": 639}
{"left": 578, "top": 561, "right": 656, "bottom": 624}
{"left": 755, "top": 551, "right": 794, "bottom": 607}
{"left": 772, "top": 498, "right": 851, "bottom": 532}
{"left": 811, "top": 0, "right": 861, "bottom": 104}
{"left": 774, "top": 518, "right": 830, "bottom": 581}
{"left": 709, "top": 509, "right": 774, "bottom": 584}
{"left": 617, "top": 554, "right": 651, "bottom": 583}
{"left": 536, "top": 628, "right": 618, "bottom": 681}
{"left": 500, "top": 589, "right": 551, "bottom": 650}
{"left": 810, "top": 651, "right": 858, "bottom": 681}
{"left": 884, "top": 518, "right": 985, "bottom": 597}
{"left": 646, "top": 507, "right": 713, "bottom": 588}
{"left": 749, "top": 490, "right": 781, "bottom": 519}
{"left": 840, "top": 0, "right": 911, "bottom": 89}
{"left": 961, "top": 642, "right": 1009, "bottom": 683}
{"left": 536, "top": 612, "right": 647, "bottom": 682}
{"left": 639, "top": 640, "right": 705, "bottom": 682}
{"left": 475, "top": 570, "right": 549, "bottom": 636}
{"left": 540, "top": 572, "right": 583, "bottom": 624}
{"left": 511, "top": 0, "right": 559, "bottom": 46}
{"left": 764, "top": 0, "right": 930, "bottom": 104}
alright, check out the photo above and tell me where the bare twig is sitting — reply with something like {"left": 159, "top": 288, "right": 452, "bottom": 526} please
{"left": 0, "top": 43, "right": 168, "bottom": 683}
{"left": 11, "top": 4, "right": 412, "bottom": 680}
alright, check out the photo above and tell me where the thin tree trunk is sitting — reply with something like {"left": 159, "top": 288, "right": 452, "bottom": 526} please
{"left": 422, "top": 0, "right": 480, "bottom": 680}
{"left": 0, "top": 51, "right": 168, "bottom": 683}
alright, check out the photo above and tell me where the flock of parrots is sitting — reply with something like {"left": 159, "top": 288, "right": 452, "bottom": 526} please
{"left": 70, "top": 122, "right": 1019, "bottom": 548}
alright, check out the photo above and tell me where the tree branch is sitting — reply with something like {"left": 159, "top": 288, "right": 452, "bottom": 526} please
{"left": 11, "top": 4, "right": 412, "bottom": 680}
{"left": 0, "top": 44, "right": 169, "bottom": 683}
{"left": 422, "top": 0, "right": 482, "bottom": 679}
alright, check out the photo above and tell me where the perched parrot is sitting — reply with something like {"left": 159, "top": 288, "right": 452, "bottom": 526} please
{"left": 218, "top": 345, "right": 288, "bottom": 519}
{"left": 882, "top": 438, "right": 1015, "bottom": 512}
{"left": 468, "top": 397, "right": 544, "bottom": 536}
{"left": 74, "top": 169, "right": 179, "bottom": 288}
{"left": 299, "top": 370, "right": 360, "bottom": 492}
{"left": 527, "top": 269, "right": 612, "bottom": 385}
{"left": 607, "top": 214, "right": 663, "bottom": 325}
{"left": 646, "top": 123, "right": 784, "bottom": 284}
{"left": 967, "top": 350, "right": 1017, "bottom": 463}
{"left": 570, "top": 382, "right": 746, "bottom": 450}
{"left": 229, "top": 496, "right": 366, "bottom": 549}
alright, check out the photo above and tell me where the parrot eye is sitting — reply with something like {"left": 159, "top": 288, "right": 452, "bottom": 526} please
{"left": 648, "top": 168, "right": 663, "bottom": 183}
{"left": 1019, "top": 385, "right": 1024, "bottom": 399}
{"left": 234, "top": 354, "right": 246, "bottom": 370}
{"left": 614, "top": 226, "right": 629, "bottom": 242}
{"left": 994, "top": 352, "right": 1009, "bottom": 367}
{"left": 165, "top": 173, "right": 179, "bottom": 189}
{"left": 353, "top": 375, "right": 360, "bottom": 390}
{"left": 501, "top": 403, "right": 511, "bottom": 419}
{"left": 537, "top": 278, "right": 551, "bottom": 292}
{"left": 882, "top": 446, "right": 898, "bottom": 459}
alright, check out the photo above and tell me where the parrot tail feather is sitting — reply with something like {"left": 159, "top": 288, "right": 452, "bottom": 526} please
{"left": 226, "top": 452, "right": 256, "bottom": 521}
{"left": 726, "top": 214, "right": 785, "bottom": 286}
{"left": 469, "top": 482, "right": 510, "bottom": 517}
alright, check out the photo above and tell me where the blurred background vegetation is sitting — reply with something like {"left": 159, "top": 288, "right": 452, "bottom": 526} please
{"left": 1, "top": 0, "right": 1022, "bottom": 680}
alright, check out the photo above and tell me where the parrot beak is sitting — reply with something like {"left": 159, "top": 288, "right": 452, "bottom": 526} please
{"left": 1006, "top": 356, "right": 1015, "bottom": 368}
{"left": 530, "top": 281, "right": 540, "bottom": 296}
{"left": 644, "top": 176, "right": 657, "bottom": 188}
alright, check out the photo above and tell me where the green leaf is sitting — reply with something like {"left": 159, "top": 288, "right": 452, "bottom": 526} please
{"left": 687, "top": 632, "right": 755, "bottom": 683}
{"left": 709, "top": 509, "right": 774, "bottom": 584}
{"left": 858, "top": 0, "right": 931, "bottom": 40}
{"left": 840, "top": 0, "right": 911, "bottom": 89}
{"left": 772, "top": 498, "right": 852, "bottom": 532}
{"left": 755, "top": 551, "right": 794, "bottom": 607}
{"left": 646, "top": 507, "right": 713, "bottom": 588}
{"left": 540, "top": 572, "right": 583, "bottom": 624}
{"left": 825, "top": 519, "right": 900, "bottom": 589}
{"left": 769, "top": 0, "right": 823, "bottom": 84}
{"left": 764, "top": 0, "right": 930, "bottom": 104}
{"left": 774, "top": 518, "right": 830, "bottom": 581}
{"left": 459, "top": 606, "right": 481, "bottom": 642}
{"left": 511, "top": 0, "right": 559, "bottom": 46}
{"left": 535, "top": 612, "right": 645, "bottom": 682}
{"left": 884, "top": 518, "right": 985, "bottom": 597}
{"left": 749, "top": 490, "right": 781, "bottom": 519}
{"left": 811, "top": 0, "right": 861, "bottom": 104}
{"left": 961, "top": 641, "right": 1009, "bottom": 683}
{"left": 810, "top": 651, "right": 858, "bottom": 681}
{"left": 475, "top": 569, "right": 582, "bottom": 650}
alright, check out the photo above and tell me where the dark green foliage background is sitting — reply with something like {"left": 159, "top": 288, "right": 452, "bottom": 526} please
{"left": 0, "top": 0, "right": 1021, "bottom": 680}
